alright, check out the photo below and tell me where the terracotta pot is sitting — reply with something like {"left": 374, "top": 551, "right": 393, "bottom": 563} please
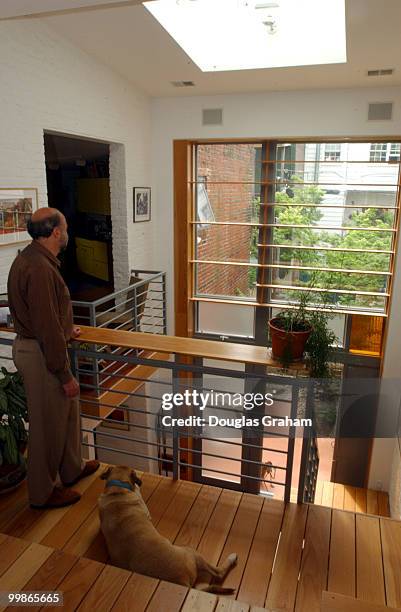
{"left": 269, "top": 318, "right": 312, "bottom": 362}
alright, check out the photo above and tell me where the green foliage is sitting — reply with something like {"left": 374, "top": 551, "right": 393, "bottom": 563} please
{"left": 0, "top": 368, "right": 28, "bottom": 466}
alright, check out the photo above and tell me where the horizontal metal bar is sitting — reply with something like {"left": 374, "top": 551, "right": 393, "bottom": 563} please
{"left": 190, "top": 180, "right": 400, "bottom": 187}
{"left": 178, "top": 430, "right": 289, "bottom": 454}
{"left": 82, "top": 441, "right": 173, "bottom": 464}
{"left": 258, "top": 243, "right": 394, "bottom": 254}
{"left": 192, "top": 221, "right": 396, "bottom": 232}
{"left": 192, "top": 260, "right": 390, "bottom": 276}
{"left": 259, "top": 202, "right": 398, "bottom": 209}
{"left": 191, "top": 296, "right": 387, "bottom": 317}
{"left": 179, "top": 460, "right": 285, "bottom": 486}
{"left": 262, "top": 158, "right": 401, "bottom": 165}
{"left": 82, "top": 427, "right": 169, "bottom": 450}
{"left": 180, "top": 446, "right": 286, "bottom": 471}
{"left": 256, "top": 283, "right": 389, "bottom": 297}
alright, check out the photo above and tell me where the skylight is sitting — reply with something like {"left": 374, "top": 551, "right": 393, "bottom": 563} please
{"left": 143, "top": 0, "right": 346, "bottom": 72}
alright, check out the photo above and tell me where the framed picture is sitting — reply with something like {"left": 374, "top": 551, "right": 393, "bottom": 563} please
{"left": 0, "top": 188, "right": 38, "bottom": 246}
{"left": 133, "top": 187, "right": 151, "bottom": 222}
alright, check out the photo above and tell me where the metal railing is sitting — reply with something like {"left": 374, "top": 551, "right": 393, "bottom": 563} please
{"left": 0, "top": 327, "right": 337, "bottom": 504}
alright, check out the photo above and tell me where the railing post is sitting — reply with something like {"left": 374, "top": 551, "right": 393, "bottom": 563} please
{"left": 162, "top": 273, "right": 167, "bottom": 335}
{"left": 240, "top": 363, "right": 265, "bottom": 494}
{"left": 284, "top": 382, "right": 298, "bottom": 503}
{"left": 297, "top": 379, "right": 316, "bottom": 504}
{"left": 172, "top": 354, "right": 181, "bottom": 480}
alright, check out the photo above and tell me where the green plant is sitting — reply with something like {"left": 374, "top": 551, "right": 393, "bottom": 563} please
{"left": 0, "top": 368, "right": 28, "bottom": 465}
{"left": 305, "top": 310, "right": 337, "bottom": 377}
{"left": 271, "top": 291, "right": 337, "bottom": 375}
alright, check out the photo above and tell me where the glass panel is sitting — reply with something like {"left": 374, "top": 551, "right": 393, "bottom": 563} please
{"left": 196, "top": 223, "right": 257, "bottom": 264}
{"left": 271, "top": 246, "right": 392, "bottom": 272}
{"left": 197, "top": 301, "right": 255, "bottom": 338}
{"left": 349, "top": 315, "right": 384, "bottom": 355}
{"left": 196, "top": 262, "right": 257, "bottom": 299}
{"left": 196, "top": 182, "right": 262, "bottom": 223}
{"left": 197, "top": 143, "right": 263, "bottom": 183}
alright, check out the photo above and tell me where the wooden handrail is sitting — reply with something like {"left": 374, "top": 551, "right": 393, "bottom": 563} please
{"left": 76, "top": 325, "right": 305, "bottom": 370}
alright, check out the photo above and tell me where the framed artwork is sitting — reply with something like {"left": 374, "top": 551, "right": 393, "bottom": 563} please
{"left": 0, "top": 188, "right": 38, "bottom": 246}
{"left": 133, "top": 187, "right": 151, "bottom": 222}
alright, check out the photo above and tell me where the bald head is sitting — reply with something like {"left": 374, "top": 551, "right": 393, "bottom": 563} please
{"left": 27, "top": 207, "right": 64, "bottom": 240}
{"left": 27, "top": 207, "right": 69, "bottom": 255}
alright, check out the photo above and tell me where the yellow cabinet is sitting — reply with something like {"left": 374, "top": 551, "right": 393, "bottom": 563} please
{"left": 76, "top": 237, "right": 110, "bottom": 281}
{"left": 76, "top": 178, "right": 111, "bottom": 215}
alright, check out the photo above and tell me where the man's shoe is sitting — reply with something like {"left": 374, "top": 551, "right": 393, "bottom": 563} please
{"left": 30, "top": 486, "right": 81, "bottom": 509}
{"left": 65, "top": 460, "right": 100, "bottom": 486}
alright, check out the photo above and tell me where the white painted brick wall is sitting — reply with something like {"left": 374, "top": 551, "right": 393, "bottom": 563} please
{"left": 0, "top": 18, "right": 154, "bottom": 292}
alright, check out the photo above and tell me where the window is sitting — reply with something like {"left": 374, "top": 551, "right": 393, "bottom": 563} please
{"left": 370, "top": 143, "right": 389, "bottom": 162}
{"left": 192, "top": 142, "right": 400, "bottom": 332}
{"left": 389, "top": 143, "right": 401, "bottom": 163}
{"left": 324, "top": 144, "right": 341, "bottom": 161}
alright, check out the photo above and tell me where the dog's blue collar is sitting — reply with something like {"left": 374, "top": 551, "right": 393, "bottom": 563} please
{"left": 105, "top": 479, "right": 133, "bottom": 492}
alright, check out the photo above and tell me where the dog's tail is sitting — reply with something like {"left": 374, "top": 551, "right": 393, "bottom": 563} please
{"left": 200, "top": 585, "right": 236, "bottom": 595}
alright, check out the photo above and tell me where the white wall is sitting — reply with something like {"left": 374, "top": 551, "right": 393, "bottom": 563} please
{"left": 0, "top": 18, "right": 153, "bottom": 292}
{"left": 150, "top": 87, "right": 401, "bottom": 504}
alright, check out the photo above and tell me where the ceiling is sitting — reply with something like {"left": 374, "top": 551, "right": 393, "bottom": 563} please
{"left": 9, "top": 0, "right": 401, "bottom": 97}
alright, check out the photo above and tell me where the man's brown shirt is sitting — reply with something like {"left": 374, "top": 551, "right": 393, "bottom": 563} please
{"left": 7, "top": 241, "right": 74, "bottom": 384}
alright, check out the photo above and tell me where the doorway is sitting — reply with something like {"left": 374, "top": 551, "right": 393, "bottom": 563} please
{"left": 44, "top": 132, "right": 114, "bottom": 301}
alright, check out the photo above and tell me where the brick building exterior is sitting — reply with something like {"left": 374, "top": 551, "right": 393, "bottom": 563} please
{"left": 196, "top": 144, "right": 258, "bottom": 297}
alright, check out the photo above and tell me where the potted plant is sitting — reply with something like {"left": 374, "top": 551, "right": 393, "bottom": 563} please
{"left": 269, "top": 292, "right": 337, "bottom": 375}
{"left": 0, "top": 367, "right": 28, "bottom": 493}
{"left": 268, "top": 293, "right": 312, "bottom": 365}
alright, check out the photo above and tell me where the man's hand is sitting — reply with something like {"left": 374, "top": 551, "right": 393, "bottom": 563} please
{"left": 63, "top": 377, "right": 80, "bottom": 398}
{"left": 71, "top": 326, "right": 81, "bottom": 339}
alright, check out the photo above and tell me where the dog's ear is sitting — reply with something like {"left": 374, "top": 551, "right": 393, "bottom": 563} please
{"left": 100, "top": 466, "right": 112, "bottom": 480}
{"left": 130, "top": 470, "right": 142, "bottom": 487}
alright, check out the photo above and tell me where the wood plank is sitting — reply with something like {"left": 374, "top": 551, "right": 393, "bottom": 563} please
{"left": 332, "top": 484, "right": 345, "bottom": 510}
{"left": 181, "top": 589, "right": 217, "bottom": 611}
{"left": 237, "top": 499, "right": 284, "bottom": 607}
{"left": 343, "top": 487, "right": 356, "bottom": 513}
{"left": 63, "top": 507, "right": 101, "bottom": 557}
{"left": 355, "top": 488, "right": 367, "bottom": 514}
{"left": 41, "top": 475, "right": 104, "bottom": 548}
{"left": 197, "top": 489, "right": 242, "bottom": 566}
{"left": 377, "top": 491, "right": 390, "bottom": 517}
{"left": 2, "top": 505, "right": 45, "bottom": 539}
{"left": 328, "top": 510, "right": 356, "bottom": 597}
{"left": 45, "top": 557, "right": 104, "bottom": 612}
{"left": 156, "top": 481, "right": 201, "bottom": 541}
{"left": 265, "top": 503, "right": 308, "bottom": 612}
{"left": 77, "top": 325, "right": 308, "bottom": 369}
{"left": 21, "top": 464, "right": 107, "bottom": 543}
{"left": 0, "top": 482, "right": 28, "bottom": 532}
{"left": 9, "top": 550, "right": 78, "bottom": 612}
{"left": 145, "top": 580, "right": 188, "bottom": 612}
{"left": 0, "top": 535, "right": 30, "bottom": 577}
{"left": 175, "top": 485, "right": 221, "bottom": 549}
{"left": 146, "top": 476, "right": 182, "bottom": 526}
{"left": 111, "top": 573, "right": 159, "bottom": 612}
{"left": 321, "top": 591, "right": 400, "bottom": 612}
{"left": 366, "top": 489, "right": 378, "bottom": 515}
{"left": 380, "top": 517, "right": 401, "bottom": 607}
{"left": 0, "top": 543, "right": 53, "bottom": 612}
{"left": 322, "top": 482, "right": 334, "bottom": 508}
{"left": 355, "top": 514, "right": 385, "bottom": 605}
{"left": 216, "top": 600, "right": 249, "bottom": 612}
{"left": 77, "top": 564, "right": 131, "bottom": 611}
{"left": 295, "top": 505, "right": 331, "bottom": 612}
{"left": 315, "top": 480, "right": 323, "bottom": 505}
{"left": 218, "top": 494, "right": 264, "bottom": 596}
{"left": 82, "top": 530, "right": 109, "bottom": 564}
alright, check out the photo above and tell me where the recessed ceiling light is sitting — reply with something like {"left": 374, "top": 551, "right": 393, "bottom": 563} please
{"left": 143, "top": 0, "right": 347, "bottom": 72}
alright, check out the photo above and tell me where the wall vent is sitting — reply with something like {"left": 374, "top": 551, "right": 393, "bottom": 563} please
{"left": 368, "top": 102, "right": 393, "bottom": 121}
{"left": 171, "top": 80, "right": 195, "bottom": 88}
{"left": 367, "top": 69, "right": 394, "bottom": 77}
{"left": 202, "top": 108, "right": 223, "bottom": 126}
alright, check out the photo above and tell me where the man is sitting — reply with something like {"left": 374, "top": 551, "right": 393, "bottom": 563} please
{"left": 7, "top": 207, "right": 99, "bottom": 508}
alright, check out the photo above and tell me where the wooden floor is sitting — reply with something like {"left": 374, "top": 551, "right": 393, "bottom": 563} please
{"left": 0, "top": 468, "right": 400, "bottom": 611}
{"left": 314, "top": 480, "right": 390, "bottom": 516}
